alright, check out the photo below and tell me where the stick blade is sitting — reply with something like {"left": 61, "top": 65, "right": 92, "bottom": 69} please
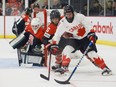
{"left": 54, "top": 79, "right": 70, "bottom": 84}
{"left": 40, "top": 74, "right": 49, "bottom": 81}
{"left": 21, "top": 63, "right": 33, "bottom": 68}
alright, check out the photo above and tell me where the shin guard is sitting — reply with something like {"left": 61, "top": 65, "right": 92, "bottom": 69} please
{"left": 87, "top": 51, "right": 106, "bottom": 69}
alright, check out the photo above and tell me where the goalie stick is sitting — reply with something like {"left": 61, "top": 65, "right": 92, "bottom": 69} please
{"left": 40, "top": 52, "right": 51, "bottom": 80}
{"left": 17, "top": 49, "right": 22, "bottom": 66}
{"left": 20, "top": 42, "right": 32, "bottom": 67}
{"left": 54, "top": 41, "right": 93, "bottom": 84}
{"left": 13, "top": 18, "right": 22, "bottom": 66}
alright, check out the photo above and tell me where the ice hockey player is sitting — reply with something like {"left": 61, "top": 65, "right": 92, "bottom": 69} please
{"left": 10, "top": 17, "right": 45, "bottom": 66}
{"left": 49, "top": 5, "right": 112, "bottom": 76}
{"left": 10, "top": 17, "right": 45, "bottom": 52}
{"left": 43, "top": 9, "right": 80, "bottom": 71}
{"left": 12, "top": 7, "right": 33, "bottom": 36}
{"left": 42, "top": 9, "right": 63, "bottom": 70}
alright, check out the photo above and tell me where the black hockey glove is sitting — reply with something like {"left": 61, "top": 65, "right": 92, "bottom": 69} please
{"left": 12, "top": 21, "right": 18, "bottom": 35}
{"left": 46, "top": 44, "right": 61, "bottom": 55}
{"left": 87, "top": 32, "right": 98, "bottom": 43}
{"left": 62, "top": 32, "right": 73, "bottom": 38}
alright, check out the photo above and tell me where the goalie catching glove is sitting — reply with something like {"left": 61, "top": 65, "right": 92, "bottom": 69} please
{"left": 87, "top": 32, "right": 98, "bottom": 43}
{"left": 45, "top": 43, "right": 61, "bottom": 55}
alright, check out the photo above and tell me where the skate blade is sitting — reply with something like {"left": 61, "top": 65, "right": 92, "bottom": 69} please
{"left": 21, "top": 63, "right": 33, "bottom": 68}
{"left": 55, "top": 72, "right": 69, "bottom": 76}
{"left": 102, "top": 72, "right": 113, "bottom": 76}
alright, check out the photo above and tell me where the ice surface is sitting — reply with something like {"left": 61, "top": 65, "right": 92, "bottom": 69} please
{"left": 0, "top": 39, "right": 116, "bottom": 87}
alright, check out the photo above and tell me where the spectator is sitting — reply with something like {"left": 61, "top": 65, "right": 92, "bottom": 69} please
{"left": 105, "top": 0, "right": 113, "bottom": 16}
{"left": 0, "top": 8, "right": 2, "bottom": 15}
{"left": 106, "top": 1, "right": 113, "bottom": 16}
{"left": 10, "top": 3, "right": 21, "bottom": 16}
{"left": 60, "top": 0, "right": 68, "bottom": 8}
{"left": 29, "top": 0, "right": 36, "bottom": 8}
{"left": 5, "top": 0, "right": 24, "bottom": 16}
{"left": 51, "top": 0, "right": 61, "bottom": 9}
{"left": 5, "top": 0, "right": 12, "bottom": 15}
{"left": 60, "top": 0, "right": 68, "bottom": 5}
{"left": 61, "top": 3, "right": 68, "bottom": 9}
{"left": 42, "top": 0, "right": 48, "bottom": 9}
{"left": 0, "top": 1, "right": 2, "bottom": 15}
{"left": 113, "top": 0, "right": 116, "bottom": 16}
{"left": 89, "top": 0, "right": 103, "bottom": 16}
{"left": 81, "top": 4, "right": 87, "bottom": 16}
{"left": 18, "top": 0, "right": 25, "bottom": 13}
{"left": 99, "top": 0, "right": 113, "bottom": 16}
{"left": 32, "top": 3, "right": 40, "bottom": 18}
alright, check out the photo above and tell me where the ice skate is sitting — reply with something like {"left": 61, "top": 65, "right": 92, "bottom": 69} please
{"left": 102, "top": 66, "right": 112, "bottom": 76}
{"left": 54, "top": 66, "right": 69, "bottom": 75}
{"left": 51, "top": 63, "right": 61, "bottom": 71}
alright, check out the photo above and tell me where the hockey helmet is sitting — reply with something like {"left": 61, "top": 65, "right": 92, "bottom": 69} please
{"left": 64, "top": 5, "right": 74, "bottom": 14}
{"left": 31, "top": 18, "right": 42, "bottom": 33}
{"left": 50, "top": 10, "right": 61, "bottom": 20}
{"left": 64, "top": 5, "right": 74, "bottom": 23}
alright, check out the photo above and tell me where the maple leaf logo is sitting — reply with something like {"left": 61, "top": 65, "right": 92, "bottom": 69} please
{"left": 77, "top": 28, "right": 86, "bottom": 37}
{"left": 93, "top": 57, "right": 106, "bottom": 69}
{"left": 62, "top": 55, "right": 71, "bottom": 66}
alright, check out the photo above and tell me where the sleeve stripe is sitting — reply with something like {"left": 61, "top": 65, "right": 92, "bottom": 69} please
{"left": 44, "top": 32, "right": 51, "bottom": 38}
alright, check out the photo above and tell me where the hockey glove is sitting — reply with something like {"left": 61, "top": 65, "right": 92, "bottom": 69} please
{"left": 62, "top": 32, "right": 73, "bottom": 38}
{"left": 87, "top": 32, "right": 98, "bottom": 43}
{"left": 12, "top": 21, "right": 18, "bottom": 35}
{"left": 46, "top": 44, "right": 61, "bottom": 55}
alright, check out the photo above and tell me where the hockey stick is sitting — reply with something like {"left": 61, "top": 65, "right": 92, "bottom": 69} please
{"left": 54, "top": 41, "right": 93, "bottom": 84}
{"left": 17, "top": 49, "right": 22, "bottom": 66}
{"left": 13, "top": 18, "right": 22, "bottom": 66}
{"left": 24, "top": 42, "right": 30, "bottom": 64}
{"left": 21, "top": 42, "right": 33, "bottom": 67}
{"left": 40, "top": 52, "right": 51, "bottom": 80}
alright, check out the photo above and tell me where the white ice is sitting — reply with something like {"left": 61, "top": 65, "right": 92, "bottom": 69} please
{"left": 0, "top": 39, "right": 116, "bottom": 87}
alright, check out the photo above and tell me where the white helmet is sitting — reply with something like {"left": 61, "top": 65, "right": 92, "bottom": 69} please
{"left": 31, "top": 18, "right": 42, "bottom": 33}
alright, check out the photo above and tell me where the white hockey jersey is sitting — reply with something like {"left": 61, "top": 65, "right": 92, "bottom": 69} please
{"left": 52, "top": 12, "right": 93, "bottom": 44}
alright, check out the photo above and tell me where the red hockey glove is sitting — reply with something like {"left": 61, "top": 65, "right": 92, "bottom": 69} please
{"left": 46, "top": 44, "right": 61, "bottom": 55}
{"left": 87, "top": 32, "right": 98, "bottom": 43}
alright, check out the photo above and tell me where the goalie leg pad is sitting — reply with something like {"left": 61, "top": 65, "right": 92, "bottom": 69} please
{"left": 20, "top": 51, "right": 45, "bottom": 66}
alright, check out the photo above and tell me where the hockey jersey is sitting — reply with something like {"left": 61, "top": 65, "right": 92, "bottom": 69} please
{"left": 52, "top": 12, "right": 93, "bottom": 44}
{"left": 25, "top": 24, "right": 45, "bottom": 41}
{"left": 42, "top": 23, "right": 57, "bottom": 45}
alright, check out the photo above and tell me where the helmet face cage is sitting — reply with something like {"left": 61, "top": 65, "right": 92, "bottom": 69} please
{"left": 31, "top": 24, "right": 40, "bottom": 31}
{"left": 31, "top": 18, "right": 41, "bottom": 32}
{"left": 50, "top": 10, "right": 61, "bottom": 20}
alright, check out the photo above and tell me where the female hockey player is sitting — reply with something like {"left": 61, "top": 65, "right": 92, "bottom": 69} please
{"left": 48, "top": 5, "right": 112, "bottom": 76}
{"left": 43, "top": 9, "right": 81, "bottom": 71}
{"left": 10, "top": 17, "right": 45, "bottom": 52}
{"left": 42, "top": 9, "right": 63, "bottom": 70}
{"left": 10, "top": 17, "right": 45, "bottom": 66}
